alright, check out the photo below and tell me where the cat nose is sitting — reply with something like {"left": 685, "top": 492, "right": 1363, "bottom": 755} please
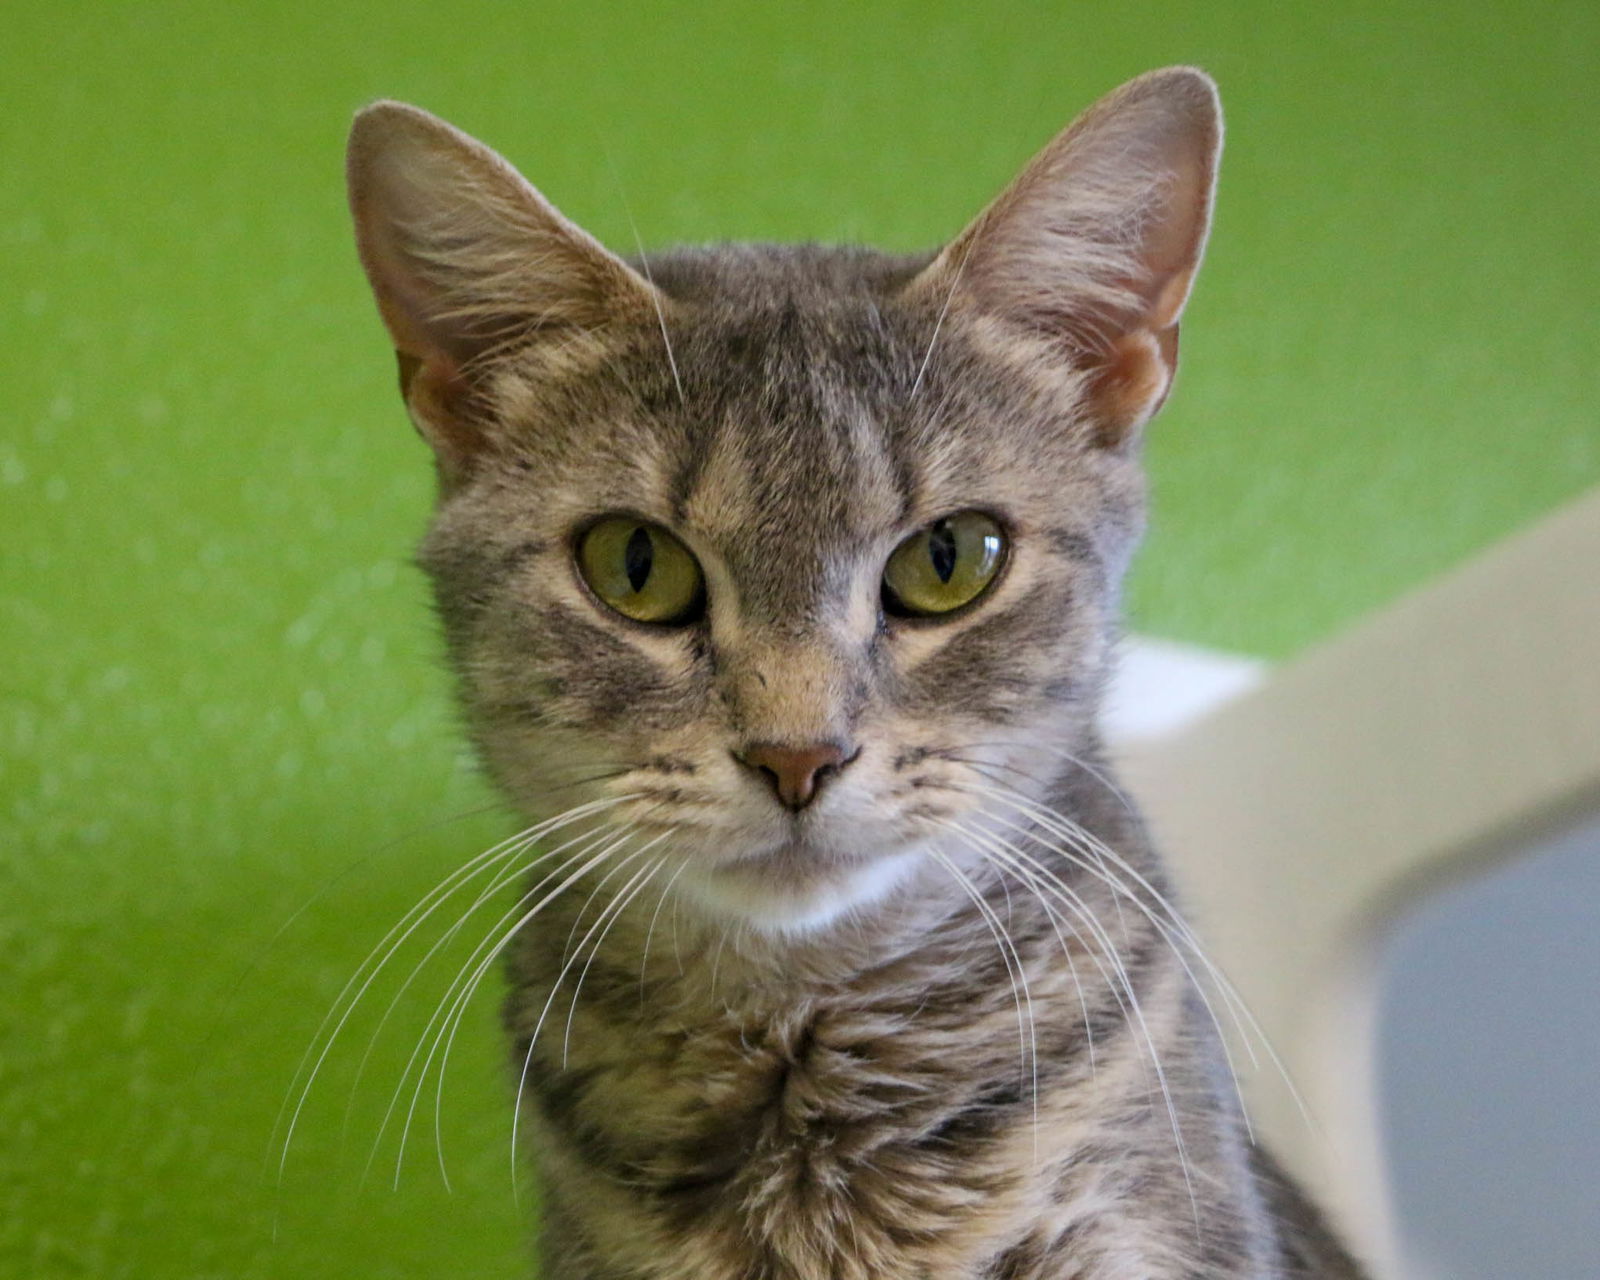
{"left": 736, "top": 741, "right": 859, "bottom": 811}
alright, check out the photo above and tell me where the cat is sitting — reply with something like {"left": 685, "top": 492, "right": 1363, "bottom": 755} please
{"left": 346, "top": 66, "right": 1368, "bottom": 1279}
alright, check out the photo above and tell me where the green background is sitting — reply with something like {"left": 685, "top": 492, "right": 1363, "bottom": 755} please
{"left": 3, "top": 1, "right": 1596, "bottom": 1275}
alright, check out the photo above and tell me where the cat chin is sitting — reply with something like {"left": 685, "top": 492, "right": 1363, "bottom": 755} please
{"left": 675, "top": 845, "right": 926, "bottom": 936}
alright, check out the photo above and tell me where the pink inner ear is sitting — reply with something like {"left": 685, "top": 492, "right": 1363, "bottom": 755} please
{"left": 906, "top": 69, "right": 1219, "bottom": 444}
{"left": 1086, "top": 327, "right": 1177, "bottom": 447}
{"left": 348, "top": 101, "right": 670, "bottom": 484}
{"left": 933, "top": 75, "right": 1216, "bottom": 304}
{"left": 397, "top": 349, "right": 486, "bottom": 479}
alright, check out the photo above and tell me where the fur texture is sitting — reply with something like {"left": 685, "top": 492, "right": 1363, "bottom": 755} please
{"left": 347, "top": 67, "right": 1368, "bottom": 1279}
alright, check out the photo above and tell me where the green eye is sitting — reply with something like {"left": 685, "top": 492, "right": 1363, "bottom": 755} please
{"left": 882, "top": 511, "right": 1007, "bottom": 618}
{"left": 577, "top": 518, "right": 705, "bottom": 625}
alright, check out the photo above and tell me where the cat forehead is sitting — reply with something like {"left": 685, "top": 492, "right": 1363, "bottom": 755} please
{"left": 651, "top": 242, "right": 934, "bottom": 445}
{"left": 640, "top": 242, "right": 933, "bottom": 308}
{"left": 657, "top": 252, "right": 924, "bottom": 543}
{"left": 604, "top": 244, "right": 1077, "bottom": 488}
{"left": 485, "top": 241, "right": 1106, "bottom": 563}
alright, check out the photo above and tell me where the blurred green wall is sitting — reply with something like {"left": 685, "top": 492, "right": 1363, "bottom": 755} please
{"left": 3, "top": 1, "right": 1596, "bottom": 1276}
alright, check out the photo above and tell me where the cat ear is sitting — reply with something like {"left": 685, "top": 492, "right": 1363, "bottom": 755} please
{"left": 912, "top": 66, "right": 1221, "bottom": 448}
{"left": 347, "top": 101, "right": 663, "bottom": 480}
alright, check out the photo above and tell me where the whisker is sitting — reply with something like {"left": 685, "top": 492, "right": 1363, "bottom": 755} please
{"left": 1012, "top": 818, "right": 1253, "bottom": 1117}
{"left": 278, "top": 817, "right": 542, "bottom": 1163}
{"left": 428, "top": 826, "right": 646, "bottom": 1191}
{"left": 274, "top": 794, "right": 637, "bottom": 1181}
{"left": 373, "top": 823, "right": 638, "bottom": 1188}
{"left": 509, "top": 833, "right": 671, "bottom": 1201}
{"left": 639, "top": 854, "right": 694, "bottom": 1005}
{"left": 951, "top": 754, "right": 1133, "bottom": 943}
{"left": 957, "top": 777, "right": 1306, "bottom": 1205}
{"left": 910, "top": 238, "right": 975, "bottom": 401}
{"left": 537, "top": 766, "right": 637, "bottom": 796}
{"left": 954, "top": 782, "right": 1257, "bottom": 1131}
{"left": 960, "top": 748, "right": 1260, "bottom": 1081}
{"left": 559, "top": 847, "right": 631, "bottom": 969}
{"left": 959, "top": 778, "right": 1247, "bottom": 1027}
{"left": 562, "top": 854, "right": 669, "bottom": 1066}
{"left": 340, "top": 818, "right": 624, "bottom": 1142}
{"left": 230, "top": 797, "right": 519, "bottom": 1073}
{"left": 980, "top": 739, "right": 1139, "bottom": 816}
{"left": 949, "top": 816, "right": 1198, "bottom": 1220}
{"left": 602, "top": 145, "right": 685, "bottom": 408}
{"left": 670, "top": 871, "right": 686, "bottom": 975}
{"left": 922, "top": 843, "right": 1040, "bottom": 1162}
{"left": 371, "top": 831, "right": 618, "bottom": 1189}
{"left": 948, "top": 813, "right": 1148, "bottom": 1074}
{"left": 956, "top": 775, "right": 1300, "bottom": 1130}
{"left": 927, "top": 817, "right": 1099, "bottom": 1076}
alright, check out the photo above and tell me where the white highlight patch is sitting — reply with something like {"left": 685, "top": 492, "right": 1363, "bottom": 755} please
{"left": 1102, "top": 634, "right": 1266, "bottom": 744}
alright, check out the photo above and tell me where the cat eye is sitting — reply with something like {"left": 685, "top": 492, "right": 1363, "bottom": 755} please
{"left": 882, "top": 511, "right": 1007, "bottom": 618}
{"left": 576, "top": 517, "right": 705, "bottom": 625}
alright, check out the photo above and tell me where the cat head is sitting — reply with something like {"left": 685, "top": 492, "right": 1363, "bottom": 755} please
{"left": 347, "top": 68, "right": 1220, "bottom": 933}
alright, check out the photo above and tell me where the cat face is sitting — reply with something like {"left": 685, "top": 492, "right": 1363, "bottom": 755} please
{"left": 348, "top": 72, "right": 1220, "bottom": 931}
{"left": 415, "top": 252, "right": 1140, "bottom": 928}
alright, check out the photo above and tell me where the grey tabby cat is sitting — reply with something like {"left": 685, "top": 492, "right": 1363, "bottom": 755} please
{"left": 347, "top": 67, "right": 1367, "bottom": 1279}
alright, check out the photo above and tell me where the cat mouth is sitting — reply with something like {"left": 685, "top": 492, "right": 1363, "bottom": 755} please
{"left": 713, "top": 815, "right": 896, "bottom": 875}
{"left": 724, "top": 834, "right": 862, "bottom": 876}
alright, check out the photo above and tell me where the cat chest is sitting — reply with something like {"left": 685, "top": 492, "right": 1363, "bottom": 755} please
{"left": 522, "top": 1002, "right": 1139, "bottom": 1280}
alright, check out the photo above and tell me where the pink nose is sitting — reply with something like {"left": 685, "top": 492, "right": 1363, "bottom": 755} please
{"left": 738, "top": 742, "right": 858, "bottom": 810}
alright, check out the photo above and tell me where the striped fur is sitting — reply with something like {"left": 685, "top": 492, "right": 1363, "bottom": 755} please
{"left": 348, "top": 67, "right": 1367, "bottom": 1279}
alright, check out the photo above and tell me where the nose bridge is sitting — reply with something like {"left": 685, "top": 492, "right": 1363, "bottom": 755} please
{"left": 727, "top": 629, "right": 863, "bottom": 745}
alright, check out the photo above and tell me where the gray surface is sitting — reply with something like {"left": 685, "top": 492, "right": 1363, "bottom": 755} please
{"left": 1377, "top": 815, "right": 1600, "bottom": 1279}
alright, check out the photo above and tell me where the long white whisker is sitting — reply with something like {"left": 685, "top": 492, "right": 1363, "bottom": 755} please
{"left": 341, "top": 817, "right": 625, "bottom": 1140}
{"left": 952, "top": 755, "right": 1131, "bottom": 938}
{"left": 923, "top": 844, "right": 1040, "bottom": 1162}
{"left": 953, "top": 786, "right": 1255, "bottom": 1138}
{"left": 278, "top": 814, "right": 547, "bottom": 1130}
{"left": 670, "top": 870, "right": 686, "bottom": 975}
{"left": 509, "top": 833, "right": 671, "bottom": 1202}
{"left": 910, "top": 238, "right": 974, "bottom": 400}
{"left": 559, "top": 845, "right": 630, "bottom": 967}
{"left": 950, "top": 817, "right": 1198, "bottom": 1220}
{"left": 998, "top": 815, "right": 1255, "bottom": 1136}
{"left": 562, "top": 855, "right": 668, "bottom": 1067}
{"left": 970, "top": 778, "right": 1210, "bottom": 960}
{"left": 639, "top": 854, "right": 694, "bottom": 1004}
{"left": 372, "top": 824, "right": 636, "bottom": 1188}
{"left": 954, "top": 776, "right": 1306, "bottom": 1134}
{"left": 233, "top": 798, "right": 516, "bottom": 1075}
{"left": 601, "top": 145, "right": 685, "bottom": 409}
{"left": 981, "top": 739, "right": 1139, "bottom": 816}
{"left": 927, "top": 816, "right": 1098, "bottom": 1076}
{"left": 420, "top": 827, "right": 653, "bottom": 1189}
{"left": 274, "top": 795, "right": 637, "bottom": 1180}
{"left": 949, "top": 815, "right": 1148, "bottom": 1074}
{"left": 961, "top": 772, "right": 1232, "bottom": 1042}
{"left": 959, "top": 778, "right": 1256, "bottom": 1047}
{"left": 372, "top": 832, "right": 616, "bottom": 1189}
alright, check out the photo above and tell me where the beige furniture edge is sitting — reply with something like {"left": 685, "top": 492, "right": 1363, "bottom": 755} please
{"left": 1118, "top": 486, "right": 1600, "bottom": 1275}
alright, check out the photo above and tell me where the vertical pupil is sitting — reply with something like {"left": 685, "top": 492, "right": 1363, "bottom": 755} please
{"left": 623, "top": 526, "right": 654, "bottom": 593}
{"left": 928, "top": 520, "right": 958, "bottom": 583}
